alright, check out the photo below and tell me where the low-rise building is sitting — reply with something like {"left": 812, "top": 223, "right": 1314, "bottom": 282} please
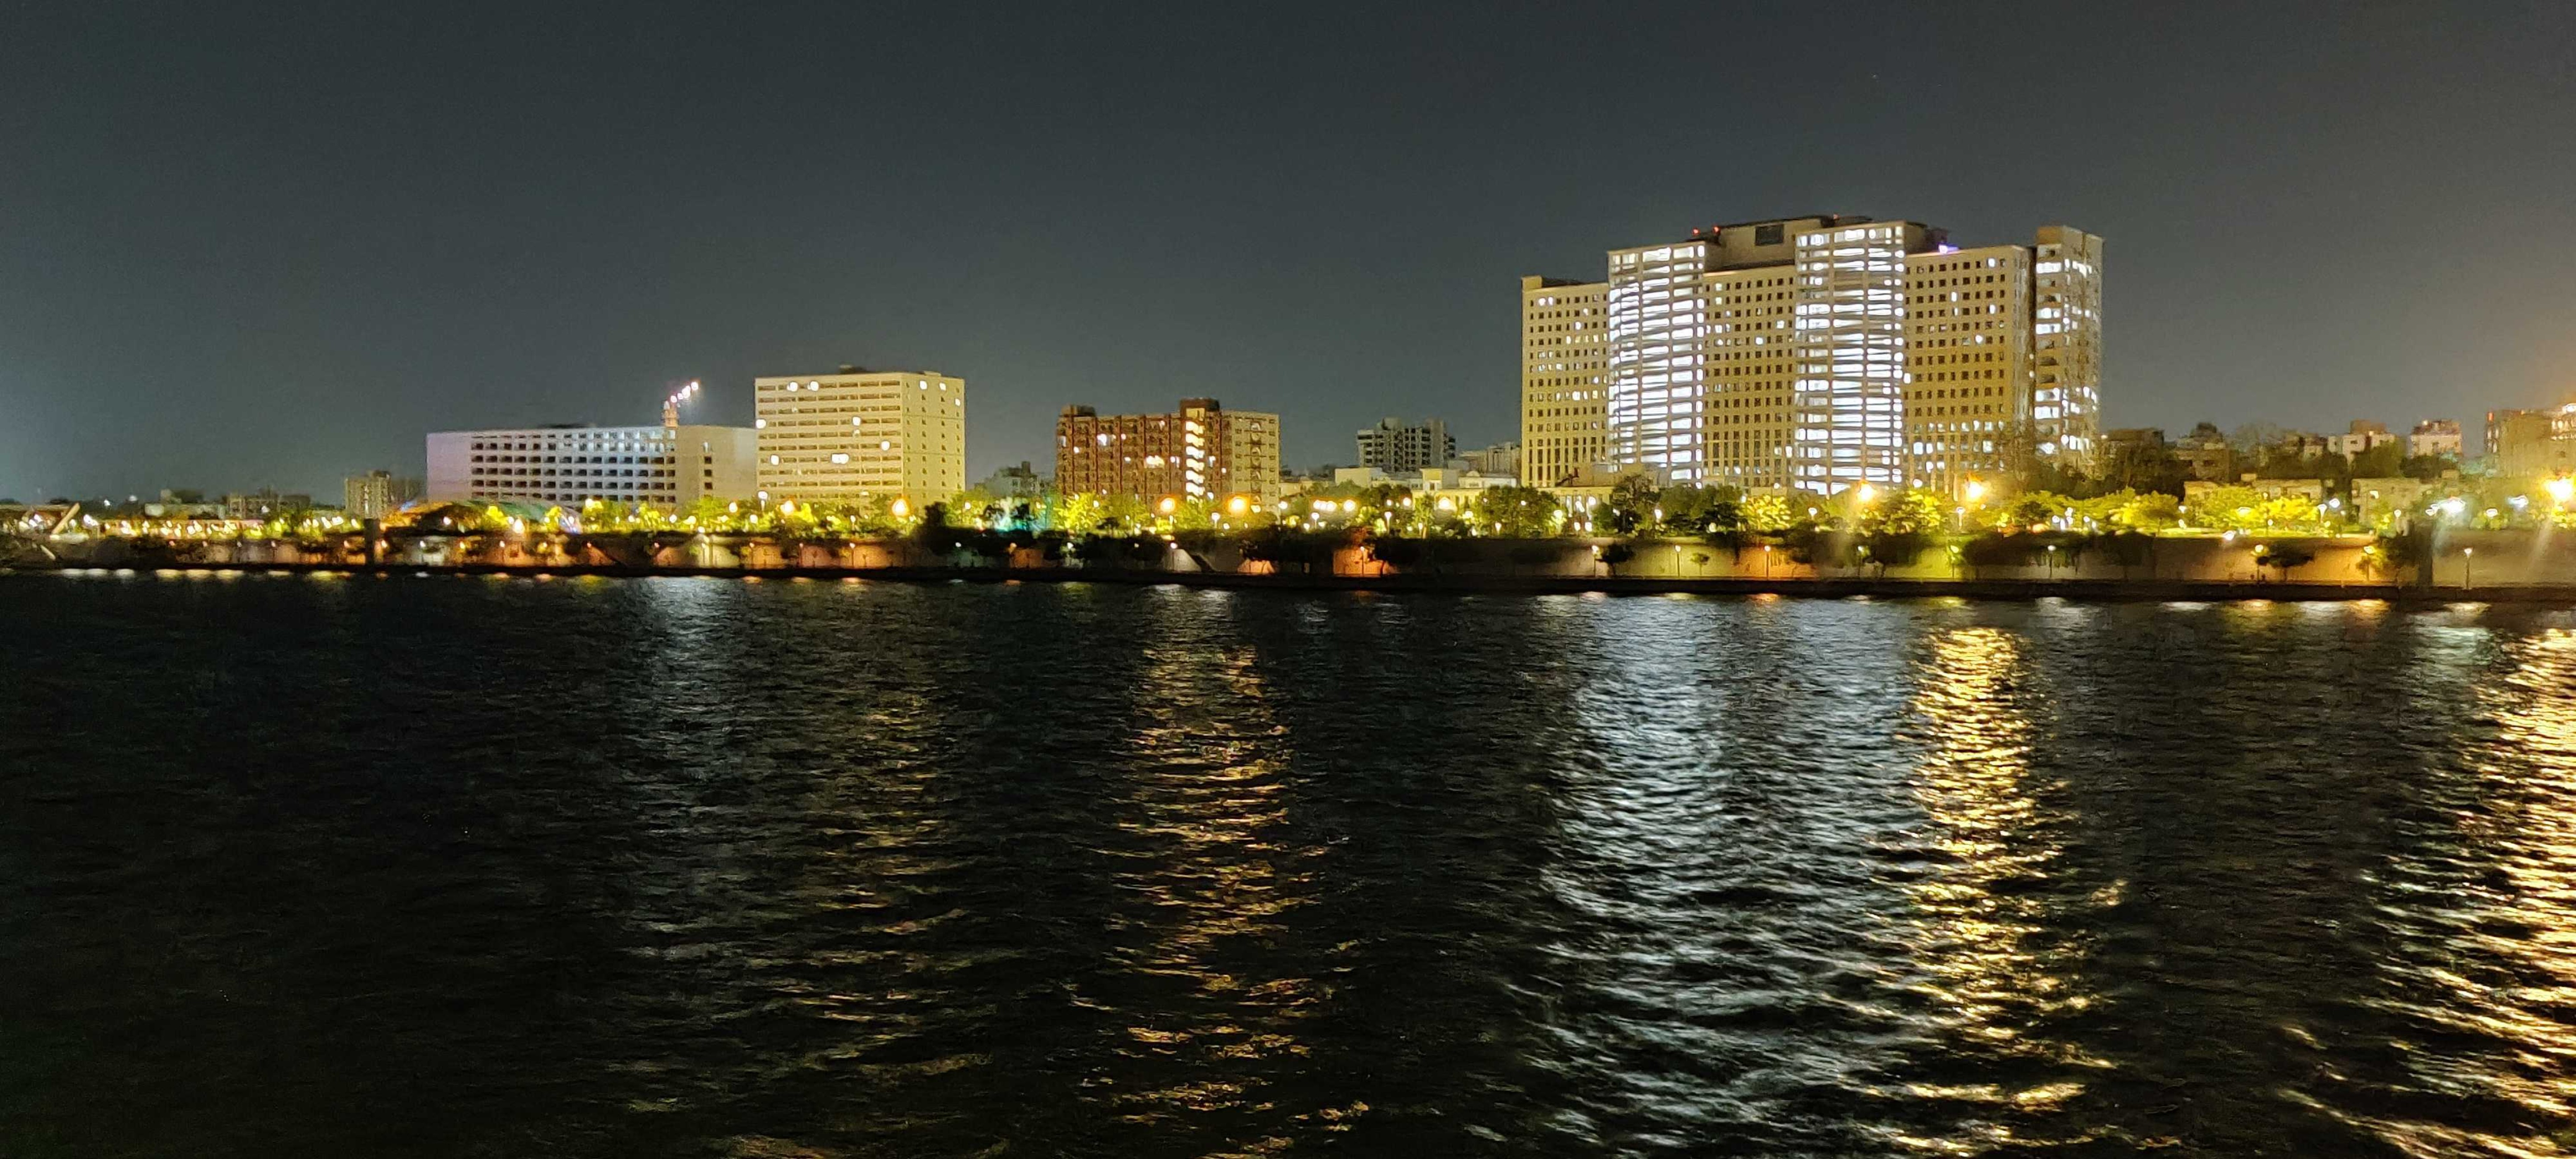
{"left": 2171, "top": 423, "right": 2236, "bottom": 481}
{"left": 1056, "top": 398, "right": 1281, "bottom": 506}
{"left": 2329, "top": 420, "right": 2399, "bottom": 458}
{"left": 2352, "top": 477, "right": 2450, "bottom": 529}
{"left": 1332, "top": 466, "right": 1518, "bottom": 516}
{"left": 220, "top": 489, "right": 314, "bottom": 519}
{"left": 2277, "top": 432, "right": 2335, "bottom": 461}
{"left": 2186, "top": 477, "right": 2329, "bottom": 506}
{"left": 975, "top": 462, "right": 1046, "bottom": 501}
{"left": 2408, "top": 419, "right": 2463, "bottom": 460}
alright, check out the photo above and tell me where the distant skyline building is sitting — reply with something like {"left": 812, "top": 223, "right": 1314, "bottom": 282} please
{"left": 219, "top": 489, "right": 312, "bottom": 519}
{"left": 2171, "top": 422, "right": 2236, "bottom": 481}
{"left": 2407, "top": 419, "right": 2462, "bottom": 460}
{"left": 1519, "top": 214, "right": 2103, "bottom": 497}
{"left": 975, "top": 461, "right": 1045, "bottom": 501}
{"left": 754, "top": 367, "right": 966, "bottom": 503}
{"left": 428, "top": 422, "right": 757, "bottom": 506}
{"left": 2329, "top": 419, "right": 2399, "bottom": 459}
{"left": 1459, "top": 440, "right": 1520, "bottom": 479}
{"left": 342, "top": 469, "right": 422, "bottom": 519}
{"left": 1055, "top": 398, "right": 1281, "bottom": 506}
{"left": 1354, "top": 416, "right": 1454, "bottom": 473}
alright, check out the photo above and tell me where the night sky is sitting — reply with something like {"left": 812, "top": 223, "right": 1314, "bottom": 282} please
{"left": 5, "top": 2, "right": 2571, "bottom": 502}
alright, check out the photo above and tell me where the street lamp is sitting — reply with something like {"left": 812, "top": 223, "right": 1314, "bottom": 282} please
{"left": 2463, "top": 546, "right": 2475, "bottom": 590}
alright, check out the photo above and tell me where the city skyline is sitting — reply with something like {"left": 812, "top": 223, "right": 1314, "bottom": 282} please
{"left": 6, "top": 4, "right": 2574, "bottom": 501}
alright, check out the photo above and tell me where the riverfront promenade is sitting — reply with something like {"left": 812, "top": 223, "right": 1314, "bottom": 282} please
{"left": 12, "top": 557, "right": 2569, "bottom": 606}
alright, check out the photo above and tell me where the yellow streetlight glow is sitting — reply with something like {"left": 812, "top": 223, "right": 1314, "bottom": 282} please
{"left": 1226, "top": 495, "right": 1248, "bottom": 517}
{"left": 1963, "top": 479, "right": 1986, "bottom": 503}
{"left": 1157, "top": 496, "right": 1178, "bottom": 515}
{"left": 890, "top": 497, "right": 910, "bottom": 518}
{"left": 2549, "top": 477, "right": 2576, "bottom": 505}
{"left": 1856, "top": 484, "right": 1876, "bottom": 504}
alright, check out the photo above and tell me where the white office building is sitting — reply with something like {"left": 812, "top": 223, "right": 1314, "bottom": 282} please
{"left": 427, "top": 423, "right": 757, "bottom": 506}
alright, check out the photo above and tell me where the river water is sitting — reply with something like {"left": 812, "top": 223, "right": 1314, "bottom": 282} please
{"left": 4, "top": 571, "right": 2575, "bottom": 1157}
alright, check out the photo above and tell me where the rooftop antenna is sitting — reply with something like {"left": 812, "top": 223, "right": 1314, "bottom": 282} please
{"left": 662, "top": 379, "right": 701, "bottom": 428}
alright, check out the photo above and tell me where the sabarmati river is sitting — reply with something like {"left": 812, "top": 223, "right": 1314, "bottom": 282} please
{"left": 6, "top": 571, "right": 2576, "bottom": 1157}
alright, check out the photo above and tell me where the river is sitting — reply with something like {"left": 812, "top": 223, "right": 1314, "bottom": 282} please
{"left": 4, "top": 571, "right": 2573, "bottom": 1156}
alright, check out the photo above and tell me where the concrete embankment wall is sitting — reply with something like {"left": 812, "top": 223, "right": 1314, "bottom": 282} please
{"left": 28, "top": 527, "right": 2576, "bottom": 593}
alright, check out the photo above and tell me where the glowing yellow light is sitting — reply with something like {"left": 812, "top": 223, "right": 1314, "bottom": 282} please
{"left": 1226, "top": 495, "right": 1248, "bottom": 517}
{"left": 1856, "top": 484, "right": 1876, "bottom": 504}
{"left": 1341, "top": 500, "right": 1357, "bottom": 513}
{"left": 2549, "top": 477, "right": 2575, "bottom": 505}
{"left": 1158, "top": 496, "right": 1178, "bottom": 515}
{"left": 890, "top": 497, "right": 910, "bottom": 518}
{"left": 1963, "top": 479, "right": 1986, "bottom": 503}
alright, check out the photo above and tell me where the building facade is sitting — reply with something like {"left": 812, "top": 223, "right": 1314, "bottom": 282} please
{"left": 754, "top": 368, "right": 967, "bottom": 503}
{"left": 2172, "top": 423, "right": 2237, "bottom": 481}
{"left": 1355, "top": 417, "right": 1455, "bottom": 473}
{"left": 1522, "top": 214, "right": 2102, "bottom": 498}
{"left": 219, "top": 489, "right": 313, "bottom": 519}
{"left": 427, "top": 424, "right": 757, "bottom": 506}
{"left": 1055, "top": 398, "right": 1281, "bottom": 506}
{"left": 343, "top": 470, "right": 423, "bottom": 519}
{"left": 2408, "top": 419, "right": 2463, "bottom": 460}
{"left": 2329, "top": 420, "right": 2398, "bottom": 458}
{"left": 2488, "top": 403, "right": 2576, "bottom": 479}
{"left": 1459, "top": 440, "right": 1521, "bottom": 479}
{"left": 975, "top": 461, "right": 1046, "bottom": 501}
{"left": 1518, "top": 277, "right": 1609, "bottom": 486}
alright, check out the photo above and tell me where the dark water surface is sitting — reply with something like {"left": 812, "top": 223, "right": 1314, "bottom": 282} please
{"left": 6, "top": 571, "right": 2576, "bottom": 1157}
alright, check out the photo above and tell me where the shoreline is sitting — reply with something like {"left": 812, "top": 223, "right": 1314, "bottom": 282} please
{"left": 8, "top": 559, "right": 2570, "bottom": 605}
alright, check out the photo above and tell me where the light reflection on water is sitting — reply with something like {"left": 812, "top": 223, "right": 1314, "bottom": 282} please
{"left": 4, "top": 575, "right": 2576, "bottom": 1156}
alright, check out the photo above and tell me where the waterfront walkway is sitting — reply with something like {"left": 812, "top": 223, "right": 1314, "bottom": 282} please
{"left": 10, "top": 559, "right": 2568, "bottom": 605}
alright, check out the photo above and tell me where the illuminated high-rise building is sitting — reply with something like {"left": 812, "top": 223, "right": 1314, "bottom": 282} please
{"left": 1518, "top": 277, "right": 1609, "bottom": 486}
{"left": 1522, "top": 215, "right": 2103, "bottom": 497}
{"left": 754, "top": 367, "right": 967, "bottom": 503}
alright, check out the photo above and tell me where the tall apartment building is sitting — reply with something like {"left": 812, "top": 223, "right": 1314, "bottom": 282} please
{"left": 1519, "top": 214, "right": 2102, "bottom": 498}
{"left": 1355, "top": 416, "right": 1454, "bottom": 473}
{"left": 754, "top": 367, "right": 966, "bottom": 503}
{"left": 1519, "top": 277, "right": 1609, "bottom": 486}
{"left": 1056, "top": 398, "right": 1281, "bottom": 506}
{"left": 342, "top": 470, "right": 422, "bottom": 519}
{"left": 427, "top": 423, "right": 757, "bottom": 506}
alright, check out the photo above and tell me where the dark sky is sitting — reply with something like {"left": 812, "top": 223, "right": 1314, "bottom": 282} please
{"left": 5, "top": 2, "right": 2572, "bottom": 501}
